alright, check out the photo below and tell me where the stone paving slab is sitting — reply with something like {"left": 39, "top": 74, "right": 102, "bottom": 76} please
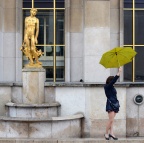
{"left": 0, "top": 138, "right": 143, "bottom": 143}
{"left": 58, "top": 138, "right": 144, "bottom": 143}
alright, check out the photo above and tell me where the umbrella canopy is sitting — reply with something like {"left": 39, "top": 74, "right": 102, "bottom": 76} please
{"left": 99, "top": 47, "right": 137, "bottom": 68}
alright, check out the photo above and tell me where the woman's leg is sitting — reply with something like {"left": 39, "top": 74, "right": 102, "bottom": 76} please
{"left": 106, "top": 111, "right": 116, "bottom": 135}
{"left": 109, "top": 112, "right": 116, "bottom": 136}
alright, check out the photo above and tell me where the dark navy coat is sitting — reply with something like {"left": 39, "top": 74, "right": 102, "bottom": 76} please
{"left": 104, "top": 75, "right": 120, "bottom": 113}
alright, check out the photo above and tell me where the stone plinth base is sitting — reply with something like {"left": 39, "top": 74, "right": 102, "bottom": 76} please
{"left": 0, "top": 114, "right": 83, "bottom": 138}
{"left": 22, "top": 68, "right": 46, "bottom": 104}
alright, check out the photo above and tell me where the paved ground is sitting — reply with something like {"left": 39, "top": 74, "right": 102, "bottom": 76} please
{"left": 0, "top": 138, "right": 144, "bottom": 143}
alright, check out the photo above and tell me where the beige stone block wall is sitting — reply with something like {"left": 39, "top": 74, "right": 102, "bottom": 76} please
{"left": 0, "top": 0, "right": 22, "bottom": 82}
{"left": 91, "top": 119, "right": 126, "bottom": 137}
{"left": 0, "top": 3, "right": 2, "bottom": 32}
{"left": 0, "top": 2, "right": 4, "bottom": 81}
{"left": 85, "top": 87, "right": 126, "bottom": 137}
{"left": 11, "top": 86, "right": 23, "bottom": 103}
{"left": 65, "top": 0, "right": 84, "bottom": 82}
{"left": 65, "top": 0, "right": 122, "bottom": 82}
{"left": 85, "top": 1, "right": 110, "bottom": 28}
{"left": 70, "top": 8, "right": 83, "bottom": 33}
{"left": 3, "top": 0, "right": 16, "bottom": 8}
{"left": 55, "top": 86, "right": 126, "bottom": 137}
{"left": 110, "top": 0, "right": 123, "bottom": 79}
{"left": 16, "top": 0, "right": 22, "bottom": 82}
{"left": 0, "top": 87, "right": 11, "bottom": 116}
{"left": 126, "top": 87, "right": 144, "bottom": 137}
{"left": 84, "top": 1, "right": 110, "bottom": 82}
{"left": 45, "top": 87, "right": 56, "bottom": 103}
{"left": 65, "top": 0, "right": 83, "bottom": 32}
{"left": 3, "top": 8, "right": 16, "bottom": 32}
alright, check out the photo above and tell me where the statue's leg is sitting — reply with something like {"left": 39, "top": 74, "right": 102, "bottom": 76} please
{"left": 25, "top": 37, "right": 34, "bottom": 65}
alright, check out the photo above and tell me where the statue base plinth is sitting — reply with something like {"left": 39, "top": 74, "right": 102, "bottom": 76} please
{"left": 24, "top": 63, "right": 42, "bottom": 68}
{"left": 22, "top": 68, "right": 46, "bottom": 104}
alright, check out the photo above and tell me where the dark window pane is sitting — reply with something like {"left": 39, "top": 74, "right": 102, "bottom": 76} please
{"left": 56, "top": 46, "right": 64, "bottom": 81}
{"left": 46, "top": 46, "right": 53, "bottom": 56}
{"left": 56, "top": 67, "right": 64, "bottom": 81}
{"left": 38, "top": 17, "right": 44, "bottom": 44}
{"left": 135, "top": 0, "right": 144, "bottom": 8}
{"left": 34, "top": 0, "right": 53, "bottom": 8}
{"left": 135, "top": 11, "right": 144, "bottom": 45}
{"left": 23, "top": 0, "right": 32, "bottom": 8}
{"left": 124, "top": 10, "right": 133, "bottom": 45}
{"left": 56, "top": 0, "right": 65, "bottom": 8}
{"left": 124, "top": 62, "right": 132, "bottom": 81}
{"left": 135, "top": 47, "right": 144, "bottom": 81}
{"left": 36, "top": 10, "right": 54, "bottom": 44}
{"left": 23, "top": 10, "right": 30, "bottom": 17}
{"left": 56, "top": 10, "right": 64, "bottom": 44}
{"left": 56, "top": 46, "right": 64, "bottom": 56}
{"left": 46, "top": 12, "right": 54, "bottom": 44}
{"left": 124, "top": 0, "right": 132, "bottom": 8}
{"left": 46, "top": 67, "right": 53, "bottom": 81}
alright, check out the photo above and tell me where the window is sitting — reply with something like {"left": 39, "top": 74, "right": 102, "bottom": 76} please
{"left": 124, "top": 0, "right": 144, "bottom": 82}
{"left": 23, "top": 0, "right": 65, "bottom": 82}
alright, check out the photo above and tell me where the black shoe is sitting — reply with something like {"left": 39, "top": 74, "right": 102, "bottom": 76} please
{"left": 109, "top": 134, "right": 118, "bottom": 140}
{"left": 104, "top": 134, "right": 109, "bottom": 140}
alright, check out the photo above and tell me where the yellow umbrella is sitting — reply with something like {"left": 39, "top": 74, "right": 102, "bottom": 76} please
{"left": 99, "top": 47, "right": 137, "bottom": 68}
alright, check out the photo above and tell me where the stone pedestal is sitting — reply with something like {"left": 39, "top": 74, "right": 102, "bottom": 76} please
{"left": 22, "top": 68, "right": 46, "bottom": 104}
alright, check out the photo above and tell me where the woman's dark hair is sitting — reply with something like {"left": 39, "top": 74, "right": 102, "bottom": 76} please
{"left": 106, "top": 76, "right": 114, "bottom": 84}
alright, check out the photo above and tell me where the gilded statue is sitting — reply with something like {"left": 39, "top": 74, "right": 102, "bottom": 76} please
{"left": 20, "top": 8, "right": 43, "bottom": 68}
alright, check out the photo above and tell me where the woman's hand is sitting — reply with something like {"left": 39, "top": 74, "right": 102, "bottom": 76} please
{"left": 117, "top": 67, "right": 122, "bottom": 76}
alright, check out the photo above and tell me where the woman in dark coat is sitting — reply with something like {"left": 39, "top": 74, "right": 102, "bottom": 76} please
{"left": 104, "top": 67, "right": 122, "bottom": 140}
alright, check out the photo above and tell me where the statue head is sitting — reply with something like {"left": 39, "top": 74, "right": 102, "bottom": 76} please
{"left": 30, "top": 8, "right": 37, "bottom": 16}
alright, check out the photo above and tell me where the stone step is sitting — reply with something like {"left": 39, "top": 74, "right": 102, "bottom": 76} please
{"left": 59, "top": 138, "right": 144, "bottom": 143}
{"left": 6, "top": 102, "right": 61, "bottom": 118}
{"left": 0, "top": 114, "right": 83, "bottom": 138}
{"left": 0, "top": 138, "right": 143, "bottom": 143}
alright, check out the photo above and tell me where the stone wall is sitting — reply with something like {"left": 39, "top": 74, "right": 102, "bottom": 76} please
{"left": 0, "top": 0, "right": 22, "bottom": 82}
{"left": 65, "top": 0, "right": 123, "bottom": 82}
{"left": 1, "top": 83, "right": 126, "bottom": 137}
{"left": 1, "top": 83, "right": 144, "bottom": 137}
{"left": 126, "top": 87, "right": 144, "bottom": 137}
{"left": 53, "top": 86, "right": 126, "bottom": 137}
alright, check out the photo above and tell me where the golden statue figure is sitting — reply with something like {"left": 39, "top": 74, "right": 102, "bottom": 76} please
{"left": 20, "top": 8, "right": 43, "bottom": 68}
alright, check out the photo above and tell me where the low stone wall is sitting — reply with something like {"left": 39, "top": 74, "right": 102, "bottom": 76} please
{"left": 0, "top": 82, "right": 144, "bottom": 138}
{"left": 0, "top": 114, "right": 83, "bottom": 138}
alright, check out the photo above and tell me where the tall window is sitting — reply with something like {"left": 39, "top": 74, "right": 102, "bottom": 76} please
{"left": 23, "top": 0, "right": 65, "bottom": 82}
{"left": 124, "top": 0, "right": 144, "bottom": 82}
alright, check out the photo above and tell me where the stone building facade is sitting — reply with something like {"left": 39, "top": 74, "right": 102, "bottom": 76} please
{"left": 0, "top": 0, "right": 143, "bottom": 138}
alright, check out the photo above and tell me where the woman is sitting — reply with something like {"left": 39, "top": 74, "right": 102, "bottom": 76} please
{"left": 104, "top": 67, "right": 122, "bottom": 140}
